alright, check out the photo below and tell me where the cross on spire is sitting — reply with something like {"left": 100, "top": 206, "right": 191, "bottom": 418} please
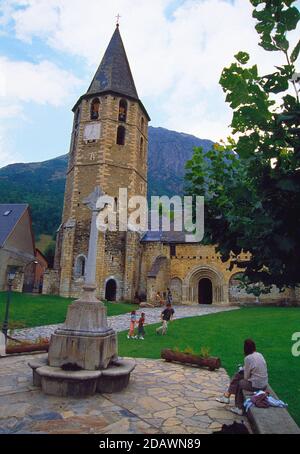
{"left": 116, "top": 14, "right": 121, "bottom": 27}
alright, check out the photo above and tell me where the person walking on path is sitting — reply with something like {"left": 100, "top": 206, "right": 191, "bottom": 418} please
{"left": 155, "top": 292, "right": 164, "bottom": 307}
{"left": 156, "top": 303, "right": 175, "bottom": 335}
{"left": 216, "top": 339, "right": 268, "bottom": 415}
{"left": 167, "top": 288, "right": 173, "bottom": 305}
{"left": 127, "top": 310, "right": 137, "bottom": 339}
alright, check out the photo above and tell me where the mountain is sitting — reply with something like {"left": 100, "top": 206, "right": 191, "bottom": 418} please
{"left": 148, "top": 127, "right": 212, "bottom": 197}
{"left": 0, "top": 126, "right": 213, "bottom": 238}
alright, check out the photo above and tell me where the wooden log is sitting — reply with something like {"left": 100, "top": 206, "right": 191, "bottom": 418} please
{"left": 6, "top": 343, "right": 49, "bottom": 355}
{"left": 161, "top": 349, "right": 221, "bottom": 371}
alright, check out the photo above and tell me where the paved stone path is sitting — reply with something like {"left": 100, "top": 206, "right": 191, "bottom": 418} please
{"left": 13, "top": 305, "right": 239, "bottom": 341}
{"left": 0, "top": 353, "right": 249, "bottom": 434}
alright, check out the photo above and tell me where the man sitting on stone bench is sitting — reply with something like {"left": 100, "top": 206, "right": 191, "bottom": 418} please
{"left": 216, "top": 339, "right": 269, "bottom": 416}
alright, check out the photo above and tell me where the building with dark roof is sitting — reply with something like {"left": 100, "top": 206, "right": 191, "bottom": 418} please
{"left": 0, "top": 204, "right": 47, "bottom": 292}
{"left": 0, "top": 204, "right": 36, "bottom": 291}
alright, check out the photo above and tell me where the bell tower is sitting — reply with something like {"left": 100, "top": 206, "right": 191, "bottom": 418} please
{"left": 55, "top": 25, "right": 150, "bottom": 300}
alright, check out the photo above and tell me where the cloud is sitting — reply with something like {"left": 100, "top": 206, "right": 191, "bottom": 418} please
{"left": 0, "top": 57, "right": 81, "bottom": 105}
{"left": 0, "top": 116, "right": 23, "bottom": 167}
{"left": 0, "top": 55, "right": 81, "bottom": 166}
{"left": 1, "top": 0, "right": 300, "bottom": 145}
{"left": 0, "top": 0, "right": 15, "bottom": 29}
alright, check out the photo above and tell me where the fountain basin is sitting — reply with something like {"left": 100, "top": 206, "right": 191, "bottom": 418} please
{"left": 29, "top": 357, "right": 136, "bottom": 397}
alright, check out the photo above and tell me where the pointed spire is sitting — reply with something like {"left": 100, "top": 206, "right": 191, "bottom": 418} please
{"left": 87, "top": 27, "right": 139, "bottom": 100}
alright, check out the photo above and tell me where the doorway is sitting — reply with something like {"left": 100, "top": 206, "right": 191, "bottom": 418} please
{"left": 198, "top": 278, "right": 213, "bottom": 304}
{"left": 105, "top": 279, "right": 117, "bottom": 301}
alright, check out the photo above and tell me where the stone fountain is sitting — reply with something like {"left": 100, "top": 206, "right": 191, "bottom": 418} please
{"left": 29, "top": 187, "right": 135, "bottom": 397}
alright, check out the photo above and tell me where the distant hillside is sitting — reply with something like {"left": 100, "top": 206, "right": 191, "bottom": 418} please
{"left": 0, "top": 126, "right": 213, "bottom": 238}
{"left": 148, "top": 127, "right": 212, "bottom": 197}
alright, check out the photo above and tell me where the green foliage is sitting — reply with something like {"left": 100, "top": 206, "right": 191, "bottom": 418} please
{"left": 172, "top": 345, "right": 211, "bottom": 357}
{"left": 200, "top": 346, "right": 211, "bottom": 359}
{"left": 183, "top": 346, "right": 195, "bottom": 355}
{"left": 186, "top": 0, "right": 300, "bottom": 290}
{"left": 0, "top": 158, "right": 67, "bottom": 237}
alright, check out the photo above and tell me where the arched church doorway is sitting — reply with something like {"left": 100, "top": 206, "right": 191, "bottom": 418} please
{"left": 184, "top": 265, "right": 225, "bottom": 304}
{"left": 105, "top": 279, "right": 117, "bottom": 301}
{"left": 198, "top": 278, "right": 213, "bottom": 305}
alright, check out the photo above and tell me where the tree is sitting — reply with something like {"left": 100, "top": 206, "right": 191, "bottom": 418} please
{"left": 186, "top": 0, "right": 300, "bottom": 291}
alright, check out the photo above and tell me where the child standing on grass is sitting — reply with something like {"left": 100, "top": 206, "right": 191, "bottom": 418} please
{"left": 137, "top": 312, "right": 146, "bottom": 340}
{"left": 127, "top": 310, "right": 137, "bottom": 339}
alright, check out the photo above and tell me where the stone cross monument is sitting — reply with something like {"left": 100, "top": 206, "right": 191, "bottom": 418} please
{"left": 48, "top": 186, "right": 117, "bottom": 370}
{"left": 29, "top": 187, "right": 135, "bottom": 396}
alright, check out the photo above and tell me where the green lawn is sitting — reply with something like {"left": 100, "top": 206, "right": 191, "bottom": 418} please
{"left": 118, "top": 307, "right": 300, "bottom": 426}
{"left": 0, "top": 292, "right": 138, "bottom": 328}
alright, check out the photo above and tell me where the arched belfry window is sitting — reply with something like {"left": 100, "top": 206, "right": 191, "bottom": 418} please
{"left": 91, "top": 98, "right": 100, "bottom": 120}
{"left": 119, "top": 99, "right": 127, "bottom": 122}
{"left": 75, "top": 255, "right": 86, "bottom": 278}
{"left": 140, "top": 137, "right": 144, "bottom": 154}
{"left": 117, "top": 126, "right": 126, "bottom": 146}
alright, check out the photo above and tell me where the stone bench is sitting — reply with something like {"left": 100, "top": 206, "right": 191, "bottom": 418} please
{"left": 28, "top": 357, "right": 136, "bottom": 397}
{"left": 242, "top": 386, "right": 300, "bottom": 434}
{"left": 97, "top": 359, "right": 136, "bottom": 393}
{"left": 28, "top": 356, "right": 48, "bottom": 387}
{"left": 36, "top": 365, "right": 102, "bottom": 397}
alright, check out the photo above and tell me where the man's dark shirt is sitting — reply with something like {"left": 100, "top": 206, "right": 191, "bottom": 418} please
{"left": 162, "top": 307, "right": 174, "bottom": 321}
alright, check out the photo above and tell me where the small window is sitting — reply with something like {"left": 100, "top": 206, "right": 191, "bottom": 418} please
{"left": 140, "top": 137, "right": 144, "bottom": 154}
{"left": 3, "top": 210, "right": 12, "bottom": 216}
{"left": 117, "top": 126, "right": 126, "bottom": 146}
{"left": 141, "top": 117, "right": 145, "bottom": 132}
{"left": 91, "top": 98, "right": 100, "bottom": 120}
{"left": 75, "top": 255, "right": 86, "bottom": 277}
{"left": 119, "top": 99, "right": 127, "bottom": 122}
{"left": 170, "top": 244, "right": 176, "bottom": 257}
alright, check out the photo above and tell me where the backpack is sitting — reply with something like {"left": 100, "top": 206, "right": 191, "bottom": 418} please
{"left": 213, "top": 421, "right": 249, "bottom": 434}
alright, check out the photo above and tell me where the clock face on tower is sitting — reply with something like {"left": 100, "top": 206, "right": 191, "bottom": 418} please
{"left": 83, "top": 122, "right": 101, "bottom": 142}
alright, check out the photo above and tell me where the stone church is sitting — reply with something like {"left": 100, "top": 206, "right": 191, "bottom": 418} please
{"left": 44, "top": 26, "right": 296, "bottom": 306}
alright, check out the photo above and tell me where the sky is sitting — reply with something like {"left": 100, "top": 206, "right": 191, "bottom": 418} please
{"left": 0, "top": 0, "right": 299, "bottom": 167}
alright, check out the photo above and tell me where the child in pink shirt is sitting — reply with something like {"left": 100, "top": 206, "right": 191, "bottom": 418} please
{"left": 127, "top": 311, "right": 137, "bottom": 339}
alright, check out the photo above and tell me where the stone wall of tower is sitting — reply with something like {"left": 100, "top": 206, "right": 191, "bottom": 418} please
{"left": 123, "top": 231, "right": 143, "bottom": 300}
{"left": 55, "top": 93, "right": 149, "bottom": 300}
